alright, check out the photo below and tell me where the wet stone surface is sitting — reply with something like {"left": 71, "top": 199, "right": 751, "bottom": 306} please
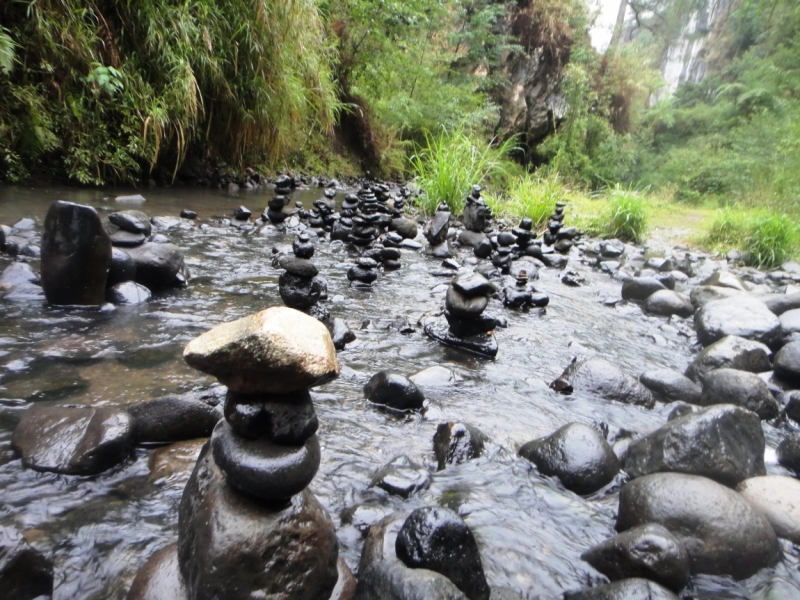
{"left": 0, "top": 185, "right": 799, "bottom": 599}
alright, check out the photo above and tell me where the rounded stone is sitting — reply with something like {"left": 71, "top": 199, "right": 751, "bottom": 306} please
{"left": 621, "top": 277, "right": 666, "bottom": 301}
{"left": 107, "top": 281, "right": 152, "bottom": 305}
{"left": 698, "top": 368, "right": 780, "bottom": 419}
{"left": 364, "top": 371, "right": 425, "bottom": 411}
{"left": 211, "top": 420, "right": 320, "bottom": 502}
{"left": 639, "top": 369, "right": 701, "bottom": 404}
{"left": 774, "top": 340, "right": 800, "bottom": 384}
{"left": 694, "top": 296, "right": 781, "bottom": 348}
{"left": 446, "top": 286, "right": 488, "bottom": 318}
{"left": 777, "top": 433, "right": 800, "bottom": 474}
{"left": 183, "top": 307, "right": 339, "bottom": 395}
{"left": 0, "top": 524, "right": 54, "bottom": 600}
{"left": 128, "top": 394, "right": 221, "bottom": 444}
{"left": 224, "top": 389, "right": 318, "bottom": 443}
{"left": 279, "top": 272, "right": 323, "bottom": 309}
{"left": 433, "top": 422, "right": 486, "bottom": 471}
{"left": 684, "top": 335, "right": 772, "bottom": 382}
{"left": 644, "top": 290, "right": 694, "bottom": 318}
{"left": 616, "top": 473, "right": 780, "bottom": 579}
{"left": 108, "top": 247, "right": 137, "bottom": 287}
{"left": 518, "top": 423, "right": 620, "bottom": 495}
{"left": 737, "top": 476, "right": 800, "bottom": 544}
{"left": 279, "top": 255, "right": 319, "bottom": 278}
{"left": 551, "top": 358, "right": 655, "bottom": 408}
{"left": 127, "top": 242, "right": 185, "bottom": 290}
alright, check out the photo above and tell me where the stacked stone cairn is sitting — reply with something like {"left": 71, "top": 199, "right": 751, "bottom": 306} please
{"left": 276, "top": 233, "right": 327, "bottom": 316}
{"left": 311, "top": 195, "right": 336, "bottom": 232}
{"left": 424, "top": 203, "right": 452, "bottom": 257}
{"left": 128, "top": 307, "right": 353, "bottom": 600}
{"left": 264, "top": 195, "right": 290, "bottom": 224}
{"left": 459, "top": 185, "right": 491, "bottom": 249}
{"left": 503, "top": 269, "right": 550, "bottom": 310}
{"left": 543, "top": 202, "right": 565, "bottom": 246}
{"left": 491, "top": 230, "right": 516, "bottom": 273}
{"left": 347, "top": 257, "right": 379, "bottom": 287}
{"left": 424, "top": 272, "right": 500, "bottom": 358}
{"left": 274, "top": 173, "right": 295, "bottom": 195}
{"left": 513, "top": 217, "right": 537, "bottom": 252}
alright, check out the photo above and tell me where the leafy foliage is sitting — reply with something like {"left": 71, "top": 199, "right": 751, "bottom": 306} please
{"left": 586, "top": 187, "right": 649, "bottom": 243}
{"left": 485, "top": 174, "right": 564, "bottom": 227}
{"left": 704, "top": 208, "right": 798, "bottom": 267}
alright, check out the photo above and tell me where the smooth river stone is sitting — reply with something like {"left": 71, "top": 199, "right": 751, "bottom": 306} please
{"left": 183, "top": 307, "right": 339, "bottom": 394}
{"left": 446, "top": 286, "right": 488, "bottom": 318}
{"left": 211, "top": 420, "right": 320, "bottom": 502}
{"left": 40, "top": 200, "right": 111, "bottom": 305}
{"left": 12, "top": 405, "right": 132, "bottom": 475}
{"left": 126, "top": 242, "right": 184, "bottom": 290}
{"left": 737, "top": 476, "right": 800, "bottom": 544}
{"left": 694, "top": 296, "right": 781, "bottom": 347}
{"left": 224, "top": 389, "right": 318, "bottom": 443}
{"left": 127, "top": 544, "right": 187, "bottom": 600}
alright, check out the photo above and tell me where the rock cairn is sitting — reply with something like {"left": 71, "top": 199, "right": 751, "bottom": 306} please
{"left": 491, "top": 230, "right": 515, "bottom": 273}
{"left": 424, "top": 203, "right": 452, "bottom": 256}
{"left": 276, "top": 233, "right": 326, "bottom": 314}
{"left": 128, "top": 307, "right": 351, "bottom": 600}
{"left": 347, "top": 257, "right": 379, "bottom": 287}
{"left": 264, "top": 195, "right": 290, "bottom": 224}
{"left": 503, "top": 269, "right": 550, "bottom": 309}
{"left": 274, "top": 173, "right": 295, "bottom": 195}
{"left": 543, "top": 201, "right": 566, "bottom": 246}
{"left": 462, "top": 185, "right": 491, "bottom": 233}
{"left": 513, "top": 217, "right": 536, "bottom": 253}
{"left": 424, "top": 272, "right": 499, "bottom": 358}
{"left": 311, "top": 196, "right": 336, "bottom": 231}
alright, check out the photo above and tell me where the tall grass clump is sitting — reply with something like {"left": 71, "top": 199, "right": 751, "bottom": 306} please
{"left": 485, "top": 174, "right": 564, "bottom": 227}
{"left": 410, "top": 127, "right": 517, "bottom": 215}
{"left": 587, "top": 188, "right": 648, "bottom": 243}
{"left": 704, "top": 208, "right": 797, "bottom": 267}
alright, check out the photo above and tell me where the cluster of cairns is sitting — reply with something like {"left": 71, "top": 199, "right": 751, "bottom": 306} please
{"left": 128, "top": 307, "right": 356, "bottom": 600}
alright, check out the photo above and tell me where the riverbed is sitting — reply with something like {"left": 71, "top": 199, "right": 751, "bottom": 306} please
{"left": 0, "top": 183, "right": 797, "bottom": 599}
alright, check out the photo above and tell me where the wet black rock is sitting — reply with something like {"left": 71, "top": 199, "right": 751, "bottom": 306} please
{"left": 126, "top": 543, "right": 187, "bottom": 600}
{"left": 644, "top": 290, "right": 694, "bottom": 318}
{"left": 564, "top": 578, "right": 679, "bottom": 600}
{"left": 178, "top": 447, "right": 338, "bottom": 600}
{"left": 785, "top": 391, "right": 800, "bottom": 425}
{"left": 684, "top": 335, "right": 772, "bottom": 382}
{"left": 180, "top": 209, "right": 197, "bottom": 219}
{"left": 293, "top": 233, "right": 314, "bottom": 259}
{"left": 108, "top": 247, "right": 137, "bottom": 287}
{"left": 278, "top": 255, "right": 319, "bottom": 278}
{"left": 12, "top": 405, "right": 132, "bottom": 475}
{"left": 581, "top": 524, "right": 689, "bottom": 592}
{"left": 639, "top": 369, "right": 701, "bottom": 404}
{"left": 109, "top": 210, "right": 152, "bottom": 236}
{"left": 233, "top": 206, "right": 251, "bottom": 220}
{"left": 452, "top": 272, "right": 496, "bottom": 297}
{"left": 0, "top": 524, "right": 54, "bottom": 600}
{"left": 433, "top": 422, "right": 486, "bottom": 471}
{"left": 424, "top": 318, "right": 498, "bottom": 358}
{"left": 392, "top": 217, "right": 418, "bottom": 240}
{"left": 127, "top": 242, "right": 185, "bottom": 290}
{"left": 624, "top": 404, "right": 766, "bottom": 486}
{"left": 458, "top": 230, "right": 486, "bottom": 247}
{"left": 777, "top": 432, "right": 800, "bottom": 474}
{"left": 621, "top": 277, "right": 666, "bottom": 302}
{"left": 698, "top": 368, "right": 780, "bottom": 420}
{"left": 210, "top": 420, "right": 320, "bottom": 502}
{"left": 424, "top": 210, "right": 452, "bottom": 247}
{"left": 774, "top": 340, "right": 800, "bottom": 384}
{"left": 347, "top": 258, "right": 378, "bottom": 285}
{"left": 474, "top": 238, "right": 492, "bottom": 259}
{"left": 224, "top": 389, "right": 318, "bottom": 443}
{"left": 107, "top": 281, "right": 152, "bottom": 305}
{"left": 329, "top": 318, "right": 356, "bottom": 351}
{"left": 551, "top": 358, "right": 655, "bottom": 409}
{"left": 519, "top": 423, "right": 620, "bottom": 495}
{"left": 616, "top": 472, "right": 780, "bottom": 579}
{"left": 369, "top": 456, "right": 430, "bottom": 498}
{"left": 364, "top": 371, "right": 425, "bottom": 411}
{"left": 395, "top": 507, "right": 490, "bottom": 600}
{"left": 695, "top": 296, "right": 782, "bottom": 348}
{"left": 462, "top": 186, "right": 490, "bottom": 233}
{"left": 128, "top": 394, "right": 221, "bottom": 444}
{"left": 278, "top": 272, "right": 324, "bottom": 310}
{"left": 41, "top": 200, "right": 111, "bottom": 305}
{"left": 446, "top": 286, "right": 489, "bottom": 318}
{"left": 110, "top": 229, "right": 147, "bottom": 247}
{"left": 444, "top": 311, "right": 499, "bottom": 338}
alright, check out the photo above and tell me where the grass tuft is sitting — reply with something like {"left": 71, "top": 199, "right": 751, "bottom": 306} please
{"left": 585, "top": 187, "right": 649, "bottom": 243}
{"left": 704, "top": 208, "right": 797, "bottom": 267}
{"left": 484, "top": 174, "right": 564, "bottom": 227}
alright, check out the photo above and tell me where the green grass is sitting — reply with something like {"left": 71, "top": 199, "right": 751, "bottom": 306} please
{"left": 409, "top": 127, "right": 518, "bottom": 215}
{"left": 585, "top": 188, "right": 649, "bottom": 244}
{"left": 484, "top": 174, "right": 564, "bottom": 227}
{"left": 703, "top": 208, "right": 798, "bottom": 267}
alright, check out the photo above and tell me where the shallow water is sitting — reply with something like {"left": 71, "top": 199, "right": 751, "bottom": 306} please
{"left": 0, "top": 183, "right": 798, "bottom": 599}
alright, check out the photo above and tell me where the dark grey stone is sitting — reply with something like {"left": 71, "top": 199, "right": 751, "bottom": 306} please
{"left": 446, "top": 286, "right": 489, "bottom": 318}
{"left": 369, "top": 456, "right": 430, "bottom": 498}
{"left": 110, "top": 229, "right": 147, "bottom": 247}
{"left": 109, "top": 210, "right": 152, "bottom": 235}
{"left": 451, "top": 273, "right": 496, "bottom": 298}
{"left": 279, "top": 255, "right": 319, "bottom": 278}
{"left": 685, "top": 335, "right": 773, "bottom": 382}
{"left": 551, "top": 358, "right": 655, "bottom": 408}
{"left": 279, "top": 272, "right": 324, "bottom": 309}
{"left": 433, "top": 422, "right": 486, "bottom": 470}
{"left": 621, "top": 278, "right": 666, "bottom": 302}
{"left": 128, "top": 394, "right": 221, "bottom": 444}
{"left": 108, "top": 247, "right": 136, "bottom": 287}
{"left": 424, "top": 211, "right": 452, "bottom": 246}
{"left": 126, "top": 242, "right": 185, "bottom": 290}
{"left": 774, "top": 340, "right": 800, "bottom": 384}
{"left": 392, "top": 218, "right": 418, "bottom": 240}
{"left": 777, "top": 432, "right": 800, "bottom": 474}
{"left": 764, "top": 292, "right": 800, "bottom": 316}
{"left": 224, "top": 389, "right": 317, "bottom": 443}
{"left": 695, "top": 296, "right": 781, "bottom": 348}
{"left": 108, "top": 281, "right": 152, "bottom": 305}
{"left": 126, "top": 543, "right": 187, "bottom": 600}
{"left": 364, "top": 371, "right": 425, "bottom": 411}
{"left": 639, "top": 369, "right": 701, "bottom": 404}
{"left": 0, "top": 524, "right": 54, "bottom": 600}
{"left": 698, "top": 368, "right": 780, "bottom": 419}
{"left": 644, "top": 290, "right": 694, "bottom": 318}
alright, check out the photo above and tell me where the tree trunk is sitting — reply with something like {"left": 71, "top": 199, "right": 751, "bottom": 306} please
{"left": 609, "top": 0, "right": 628, "bottom": 49}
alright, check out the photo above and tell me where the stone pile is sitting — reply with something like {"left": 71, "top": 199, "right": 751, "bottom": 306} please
{"left": 459, "top": 185, "right": 491, "bottom": 248}
{"left": 503, "top": 269, "right": 549, "bottom": 309}
{"left": 490, "top": 230, "right": 515, "bottom": 273}
{"left": 513, "top": 218, "right": 536, "bottom": 253}
{"left": 128, "top": 307, "right": 354, "bottom": 600}
{"left": 543, "top": 201, "right": 566, "bottom": 246}
{"left": 311, "top": 196, "right": 336, "bottom": 231}
{"left": 424, "top": 272, "right": 500, "bottom": 358}
{"left": 347, "top": 257, "right": 379, "bottom": 287}
{"left": 274, "top": 174, "right": 295, "bottom": 195}
{"left": 424, "top": 203, "right": 452, "bottom": 257}
{"left": 264, "top": 195, "right": 290, "bottom": 223}
{"left": 276, "top": 233, "right": 326, "bottom": 314}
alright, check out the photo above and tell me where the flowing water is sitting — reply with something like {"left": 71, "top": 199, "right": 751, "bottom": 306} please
{"left": 0, "top": 183, "right": 798, "bottom": 599}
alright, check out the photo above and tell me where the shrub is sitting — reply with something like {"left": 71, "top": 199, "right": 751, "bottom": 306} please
{"left": 586, "top": 188, "right": 648, "bottom": 243}
{"left": 704, "top": 208, "right": 797, "bottom": 267}
{"left": 485, "top": 174, "right": 564, "bottom": 227}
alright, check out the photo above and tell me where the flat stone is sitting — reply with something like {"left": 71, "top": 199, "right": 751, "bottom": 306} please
{"left": 0, "top": 524, "right": 54, "bottom": 600}
{"left": 224, "top": 389, "right": 317, "bottom": 443}
{"left": 364, "top": 372, "right": 425, "bottom": 411}
{"left": 457, "top": 230, "right": 486, "bottom": 247}
{"left": 178, "top": 447, "right": 338, "bottom": 600}
{"left": 0, "top": 262, "right": 38, "bottom": 287}
{"left": 519, "top": 423, "right": 620, "bottom": 495}
{"left": 409, "top": 366, "right": 455, "bottom": 387}
{"left": 685, "top": 335, "right": 773, "bottom": 382}
{"left": 12, "top": 405, "right": 132, "bottom": 475}
{"left": 211, "top": 420, "right": 320, "bottom": 501}
{"left": 41, "top": 201, "right": 111, "bottom": 305}
{"left": 698, "top": 368, "right": 780, "bottom": 419}
{"left": 774, "top": 340, "right": 800, "bottom": 384}
{"left": 126, "top": 242, "right": 185, "bottom": 290}
{"left": 616, "top": 473, "right": 780, "bottom": 579}
{"left": 279, "top": 255, "right": 319, "bottom": 278}
{"left": 737, "top": 476, "right": 800, "bottom": 544}
{"left": 115, "top": 194, "right": 146, "bottom": 203}
{"left": 639, "top": 369, "right": 701, "bottom": 403}
{"left": 183, "top": 307, "right": 339, "bottom": 394}
{"left": 551, "top": 358, "right": 655, "bottom": 408}
{"left": 702, "top": 270, "right": 749, "bottom": 291}
{"left": 395, "top": 507, "right": 490, "bottom": 600}
{"left": 644, "top": 290, "right": 694, "bottom": 318}
{"left": 694, "top": 296, "right": 781, "bottom": 347}
{"left": 424, "top": 211, "right": 451, "bottom": 246}
{"left": 564, "top": 579, "right": 679, "bottom": 600}
{"left": 128, "top": 394, "right": 221, "bottom": 444}
{"left": 689, "top": 285, "right": 743, "bottom": 310}
{"left": 180, "top": 209, "right": 197, "bottom": 219}
{"left": 424, "top": 319, "right": 498, "bottom": 358}
{"left": 624, "top": 404, "right": 766, "bottom": 486}
{"left": 108, "top": 281, "right": 152, "bottom": 305}
{"left": 451, "top": 273, "right": 496, "bottom": 298}
{"left": 109, "top": 210, "right": 152, "bottom": 235}
{"left": 581, "top": 524, "right": 689, "bottom": 592}
{"left": 621, "top": 277, "right": 666, "bottom": 301}
{"left": 433, "top": 422, "right": 486, "bottom": 471}
{"left": 369, "top": 456, "right": 430, "bottom": 498}
{"left": 445, "top": 286, "right": 488, "bottom": 318}
{"left": 127, "top": 543, "right": 188, "bottom": 600}
{"left": 109, "top": 229, "right": 147, "bottom": 247}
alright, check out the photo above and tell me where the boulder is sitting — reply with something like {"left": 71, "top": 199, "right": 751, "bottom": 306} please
{"left": 644, "top": 290, "right": 694, "bottom": 318}
{"left": 774, "top": 340, "right": 800, "bottom": 384}
{"left": 40, "top": 200, "right": 111, "bottom": 305}
{"left": 764, "top": 292, "right": 800, "bottom": 316}
{"left": 689, "top": 285, "right": 742, "bottom": 310}
{"left": 224, "top": 389, "right": 317, "bottom": 443}
{"left": 777, "top": 433, "right": 800, "bottom": 474}
{"left": 621, "top": 277, "right": 666, "bottom": 302}
{"left": 392, "top": 218, "right": 418, "bottom": 240}
{"left": 364, "top": 371, "right": 425, "bottom": 411}
{"left": 107, "top": 281, "right": 152, "bottom": 305}
{"left": 624, "top": 404, "right": 765, "bottom": 486}
{"left": 211, "top": 420, "right": 320, "bottom": 502}
{"left": 445, "top": 287, "right": 488, "bottom": 318}
{"left": 616, "top": 473, "right": 780, "bottom": 578}
{"left": 355, "top": 512, "right": 468, "bottom": 600}
{"left": 127, "top": 544, "right": 187, "bottom": 600}
{"left": 369, "top": 456, "right": 430, "bottom": 498}
{"left": 564, "top": 579, "right": 679, "bottom": 600}
{"left": 779, "top": 308, "right": 800, "bottom": 337}
{"left": 639, "top": 369, "right": 701, "bottom": 404}
{"left": 178, "top": 447, "right": 338, "bottom": 600}
{"left": 697, "top": 368, "right": 780, "bottom": 419}
{"left": 12, "top": 405, "right": 132, "bottom": 475}
{"left": 107, "top": 247, "right": 136, "bottom": 287}
{"left": 694, "top": 296, "right": 781, "bottom": 348}
{"left": 183, "top": 307, "right": 339, "bottom": 394}
{"left": 684, "top": 335, "right": 772, "bottom": 382}
{"left": 518, "top": 423, "right": 620, "bottom": 495}
{"left": 0, "top": 525, "right": 54, "bottom": 600}
{"left": 737, "top": 476, "right": 800, "bottom": 544}
{"left": 395, "top": 507, "right": 490, "bottom": 600}
{"left": 581, "top": 524, "right": 689, "bottom": 592}
{"left": 433, "top": 422, "right": 486, "bottom": 470}
{"left": 126, "top": 242, "right": 184, "bottom": 290}
{"left": 701, "top": 271, "right": 749, "bottom": 292}
{"left": 551, "top": 358, "right": 655, "bottom": 408}
{"left": 128, "top": 394, "right": 221, "bottom": 444}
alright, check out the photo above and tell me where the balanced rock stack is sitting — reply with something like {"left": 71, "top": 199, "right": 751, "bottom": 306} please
{"left": 311, "top": 196, "right": 336, "bottom": 232}
{"left": 340, "top": 193, "right": 359, "bottom": 216}
{"left": 513, "top": 218, "right": 537, "bottom": 253}
{"left": 128, "top": 307, "right": 353, "bottom": 600}
{"left": 362, "top": 243, "right": 402, "bottom": 272}
{"left": 459, "top": 185, "right": 491, "bottom": 247}
{"left": 424, "top": 203, "right": 453, "bottom": 257}
{"left": 348, "top": 215, "right": 380, "bottom": 247}
{"left": 347, "top": 257, "right": 379, "bottom": 287}
{"left": 264, "top": 195, "right": 290, "bottom": 223}
{"left": 491, "top": 230, "right": 515, "bottom": 273}
{"left": 425, "top": 272, "right": 500, "bottom": 358}
{"left": 503, "top": 270, "right": 550, "bottom": 310}
{"left": 274, "top": 173, "right": 295, "bottom": 195}
{"left": 543, "top": 201, "right": 566, "bottom": 247}
{"left": 276, "top": 233, "right": 327, "bottom": 315}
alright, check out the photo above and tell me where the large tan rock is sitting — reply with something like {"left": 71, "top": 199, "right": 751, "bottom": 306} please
{"left": 183, "top": 307, "right": 339, "bottom": 394}
{"left": 737, "top": 476, "right": 800, "bottom": 544}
